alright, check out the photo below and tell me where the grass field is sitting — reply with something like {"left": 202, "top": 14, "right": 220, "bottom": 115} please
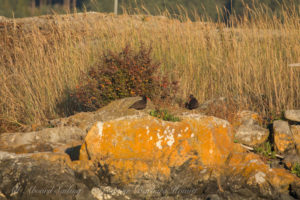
{"left": 0, "top": 5, "right": 299, "bottom": 132}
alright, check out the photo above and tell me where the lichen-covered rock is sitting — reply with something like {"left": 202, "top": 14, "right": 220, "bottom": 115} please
{"left": 80, "top": 114, "right": 234, "bottom": 183}
{"left": 285, "top": 110, "right": 300, "bottom": 122}
{"left": 79, "top": 114, "right": 300, "bottom": 199}
{"left": 291, "top": 125, "right": 300, "bottom": 155}
{"left": 273, "top": 120, "right": 294, "bottom": 153}
{"left": 233, "top": 111, "right": 268, "bottom": 146}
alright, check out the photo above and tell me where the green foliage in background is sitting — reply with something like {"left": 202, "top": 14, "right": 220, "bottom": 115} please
{"left": 0, "top": 0, "right": 299, "bottom": 21}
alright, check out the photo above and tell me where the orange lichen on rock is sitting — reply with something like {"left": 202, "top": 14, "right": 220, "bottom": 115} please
{"left": 226, "top": 151, "right": 298, "bottom": 193}
{"left": 79, "top": 114, "right": 300, "bottom": 190}
{"left": 291, "top": 125, "right": 300, "bottom": 154}
{"left": 80, "top": 114, "right": 235, "bottom": 182}
{"left": 273, "top": 120, "right": 294, "bottom": 153}
{"left": 267, "top": 168, "right": 296, "bottom": 193}
{"left": 274, "top": 133, "right": 294, "bottom": 153}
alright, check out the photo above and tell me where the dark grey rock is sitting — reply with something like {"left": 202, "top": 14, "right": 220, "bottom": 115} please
{"left": 0, "top": 155, "right": 96, "bottom": 200}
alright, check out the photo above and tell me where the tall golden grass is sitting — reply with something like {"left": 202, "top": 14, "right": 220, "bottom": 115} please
{"left": 0, "top": 5, "right": 299, "bottom": 132}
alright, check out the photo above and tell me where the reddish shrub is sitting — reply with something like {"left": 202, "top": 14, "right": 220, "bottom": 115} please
{"left": 70, "top": 43, "right": 178, "bottom": 112}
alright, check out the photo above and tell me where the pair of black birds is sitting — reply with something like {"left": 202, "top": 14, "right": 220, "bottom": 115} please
{"left": 128, "top": 94, "right": 199, "bottom": 110}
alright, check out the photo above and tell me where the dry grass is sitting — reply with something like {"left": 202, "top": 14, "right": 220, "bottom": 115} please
{"left": 0, "top": 6, "right": 299, "bottom": 132}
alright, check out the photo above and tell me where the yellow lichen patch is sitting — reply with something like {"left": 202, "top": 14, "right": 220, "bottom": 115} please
{"left": 183, "top": 116, "right": 234, "bottom": 166}
{"left": 291, "top": 126, "right": 300, "bottom": 154}
{"left": 240, "top": 154, "right": 268, "bottom": 178}
{"left": 227, "top": 152, "right": 268, "bottom": 179}
{"left": 274, "top": 133, "right": 294, "bottom": 153}
{"left": 79, "top": 115, "right": 235, "bottom": 183}
{"left": 267, "top": 168, "right": 297, "bottom": 192}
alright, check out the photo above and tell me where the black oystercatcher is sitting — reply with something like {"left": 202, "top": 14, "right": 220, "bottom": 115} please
{"left": 185, "top": 94, "right": 199, "bottom": 110}
{"left": 129, "top": 96, "right": 149, "bottom": 110}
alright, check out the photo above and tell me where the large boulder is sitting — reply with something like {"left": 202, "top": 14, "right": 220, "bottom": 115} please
{"left": 80, "top": 114, "right": 235, "bottom": 181}
{"left": 79, "top": 114, "right": 300, "bottom": 199}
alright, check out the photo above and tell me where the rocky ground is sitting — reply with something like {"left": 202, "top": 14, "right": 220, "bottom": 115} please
{"left": 0, "top": 96, "right": 300, "bottom": 200}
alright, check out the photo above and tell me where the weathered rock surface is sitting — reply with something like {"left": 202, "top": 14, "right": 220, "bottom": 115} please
{"left": 291, "top": 125, "right": 300, "bottom": 155}
{"left": 233, "top": 111, "right": 269, "bottom": 146}
{"left": 234, "top": 110, "right": 262, "bottom": 126}
{"left": 285, "top": 110, "right": 300, "bottom": 122}
{"left": 79, "top": 114, "right": 300, "bottom": 199}
{"left": 235, "top": 125, "right": 269, "bottom": 147}
{"left": 80, "top": 114, "right": 234, "bottom": 182}
{"left": 273, "top": 120, "right": 294, "bottom": 153}
{"left": 49, "top": 96, "right": 155, "bottom": 132}
{"left": 0, "top": 126, "right": 85, "bottom": 154}
{"left": 0, "top": 151, "right": 95, "bottom": 200}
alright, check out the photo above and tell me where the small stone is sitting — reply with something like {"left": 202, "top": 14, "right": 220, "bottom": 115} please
{"left": 273, "top": 120, "right": 294, "bottom": 153}
{"left": 283, "top": 154, "right": 300, "bottom": 170}
{"left": 233, "top": 111, "right": 268, "bottom": 147}
{"left": 291, "top": 125, "right": 300, "bottom": 155}
{"left": 285, "top": 110, "right": 300, "bottom": 122}
{"left": 235, "top": 124, "right": 269, "bottom": 147}
{"left": 235, "top": 110, "right": 262, "bottom": 126}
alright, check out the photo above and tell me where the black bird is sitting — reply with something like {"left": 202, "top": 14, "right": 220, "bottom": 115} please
{"left": 185, "top": 94, "right": 199, "bottom": 110}
{"left": 129, "top": 96, "right": 149, "bottom": 110}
